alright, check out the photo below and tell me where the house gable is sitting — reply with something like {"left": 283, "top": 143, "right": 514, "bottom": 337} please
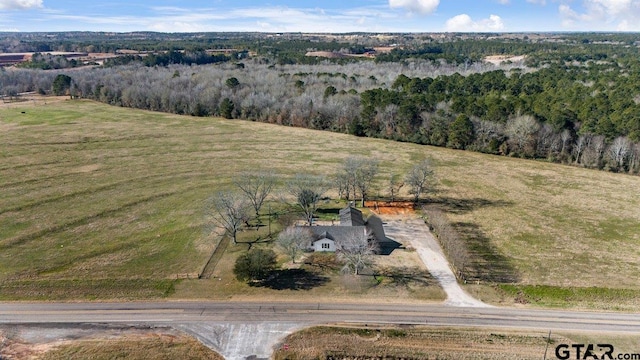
{"left": 308, "top": 225, "right": 366, "bottom": 252}
{"left": 313, "top": 238, "right": 336, "bottom": 252}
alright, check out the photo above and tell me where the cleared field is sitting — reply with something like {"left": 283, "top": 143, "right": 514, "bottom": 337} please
{"left": 39, "top": 336, "right": 223, "bottom": 360}
{"left": 1, "top": 98, "right": 639, "bottom": 304}
{"left": 0, "top": 323, "right": 225, "bottom": 359}
{"left": 273, "top": 326, "right": 640, "bottom": 360}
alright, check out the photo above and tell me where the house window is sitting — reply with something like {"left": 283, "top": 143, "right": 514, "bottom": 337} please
{"left": 322, "top": 243, "right": 330, "bottom": 249}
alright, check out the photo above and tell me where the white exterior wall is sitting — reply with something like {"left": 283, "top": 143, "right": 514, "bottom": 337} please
{"left": 313, "top": 238, "right": 336, "bottom": 252}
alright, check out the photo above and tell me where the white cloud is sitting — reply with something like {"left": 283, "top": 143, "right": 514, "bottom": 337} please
{"left": 445, "top": 14, "right": 505, "bottom": 31}
{"left": 43, "top": 5, "right": 415, "bottom": 33}
{"left": 592, "top": 0, "right": 633, "bottom": 15}
{"left": 0, "top": 0, "right": 42, "bottom": 10}
{"left": 559, "top": 0, "right": 640, "bottom": 30}
{"left": 497, "top": 0, "right": 510, "bottom": 4}
{"left": 526, "top": 0, "right": 547, "bottom": 5}
{"left": 30, "top": 4, "right": 437, "bottom": 33}
{"left": 388, "top": 0, "right": 439, "bottom": 14}
{"left": 446, "top": 14, "right": 473, "bottom": 30}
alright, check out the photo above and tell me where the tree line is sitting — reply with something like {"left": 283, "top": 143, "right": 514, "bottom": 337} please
{"left": 357, "top": 64, "right": 640, "bottom": 174}
{"left": 3, "top": 42, "right": 640, "bottom": 174}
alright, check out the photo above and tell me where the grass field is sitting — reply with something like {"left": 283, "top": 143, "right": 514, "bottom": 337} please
{"left": 37, "top": 335, "right": 223, "bottom": 360}
{"left": 272, "top": 326, "right": 640, "bottom": 360}
{"left": 1, "top": 98, "right": 639, "bottom": 306}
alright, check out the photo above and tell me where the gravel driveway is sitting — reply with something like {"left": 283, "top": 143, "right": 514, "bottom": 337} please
{"left": 382, "top": 217, "right": 490, "bottom": 308}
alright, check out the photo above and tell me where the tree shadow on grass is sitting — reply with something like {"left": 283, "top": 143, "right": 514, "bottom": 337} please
{"left": 428, "top": 197, "right": 513, "bottom": 215}
{"left": 303, "top": 253, "right": 341, "bottom": 272}
{"left": 375, "top": 266, "right": 440, "bottom": 288}
{"left": 241, "top": 234, "right": 274, "bottom": 251}
{"left": 453, "top": 222, "right": 520, "bottom": 283}
{"left": 253, "top": 269, "right": 329, "bottom": 290}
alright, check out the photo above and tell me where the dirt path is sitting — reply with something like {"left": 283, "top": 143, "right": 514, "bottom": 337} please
{"left": 381, "top": 216, "right": 490, "bottom": 308}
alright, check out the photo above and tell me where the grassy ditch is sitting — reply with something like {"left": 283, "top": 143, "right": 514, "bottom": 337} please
{"left": 497, "top": 284, "right": 640, "bottom": 311}
{"left": 0, "top": 279, "right": 176, "bottom": 301}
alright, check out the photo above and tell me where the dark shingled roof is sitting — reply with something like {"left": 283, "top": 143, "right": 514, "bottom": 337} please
{"left": 339, "top": 206, "right": 365, "bottom": 226}
{"left": 303, "top": 206, "right": 395, "bottom": 253}
{"left": 308, "top": 226, "right": 366, "bottom": 246}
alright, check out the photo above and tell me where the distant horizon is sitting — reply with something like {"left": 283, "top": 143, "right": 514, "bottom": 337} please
{"left": 2, "top": 0, "right": 640, "bottom": 33}
{"left": 2, "top": 30, "right": 640, "bottom": 35}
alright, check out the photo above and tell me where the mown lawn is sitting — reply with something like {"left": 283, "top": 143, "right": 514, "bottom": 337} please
{"left": 1, "top": 98, "right": 639, "bottom": 306}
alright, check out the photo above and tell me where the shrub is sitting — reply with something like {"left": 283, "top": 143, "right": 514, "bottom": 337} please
{"left": 233, "top": 248, "right": 277, "bottom": 282}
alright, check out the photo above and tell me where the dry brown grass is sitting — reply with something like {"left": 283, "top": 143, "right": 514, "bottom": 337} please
{"left": 275, "top": 326, "right": 640, "bottom": 359}
{"left": 435, "top": 152, "right": 640, "bottom": 288}
{"left": 273, "top": 326, "right": 575, "bottom": 360}
{"left": 38, "top": 334, "right": 223, "bottom": 360}
{"left": 0, "top": 325, "right": 224, "bottom": 360}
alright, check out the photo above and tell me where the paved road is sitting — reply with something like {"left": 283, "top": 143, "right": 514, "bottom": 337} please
{"left": 3, "top": 301, "right": 640, "bottom": 359}
{"left": 2, "top": 301, "right": 640, "bottom": 332}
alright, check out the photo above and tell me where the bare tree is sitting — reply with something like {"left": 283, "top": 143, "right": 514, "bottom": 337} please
{"left": 206, "top": 191, "right": 250, "bottom": 245}
{"left": 573, "top": 134, "right": 589, "bottom": 164}
{"left": 607, "top": 136, "right": 631, "bottom": 172}
{"left": 470, "top": 119, "right": 505, "bottom": 154}
{"left": 341, "top": 156, "right": 379, "bottom": 207}
{"left": 582, "top": 135, "right": 606, "bottom": 168}
{"left": 536, "top": 124, "right": 561, "bottom": 160}
{"left": 234, "top": 171, "right": 276, "bottom": 219}
{"left": 334, "top": 171, "right": 352, "bottom": 201}
{"left": 337, "top": 232, "right": 379, "bottom": 275}
{"left": 343, "top": 157, "right": 360, "bottom": 203}
{"left": 560, "top": 129, "right": 573, "bottom": 158}
{"left": 355, "top": 159, "right": 379, "bottom": 208}
{"left": 276, "top": 226, "right": 313, "bottom": 264}
{"left": 505, "top": 114, "right": 540, "bottom": 157}
{"left": 376, "top": 104, "right": 400, "bottom": 137}
{"left": 628, "top": 142, "right": 640, "bottom": 174}
{"left": 287, "top": 174, "right": 329, "bottom": 226}
{"left": 387, "top": 173, "right": 404, "bottom": 202}
{"left": 406, "top": 159, "right": 435, "bottom": 203}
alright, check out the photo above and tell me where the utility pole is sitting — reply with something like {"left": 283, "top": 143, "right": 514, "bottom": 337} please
{"left": 543, "top": 330, "right": 551, "bottom": 360}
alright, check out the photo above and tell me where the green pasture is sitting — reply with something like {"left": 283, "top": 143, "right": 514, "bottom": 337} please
{"left": 1, "top": 99, "right": 639, "bottom": 305}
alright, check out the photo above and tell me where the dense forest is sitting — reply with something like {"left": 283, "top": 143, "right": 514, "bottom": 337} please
{"left": 2, "top": 32, "right": 640, "bottom": 174}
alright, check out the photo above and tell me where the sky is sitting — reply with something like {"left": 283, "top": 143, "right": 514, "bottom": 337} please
{"left": 1, "top": 0, "right": 640, "bottom": 33}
